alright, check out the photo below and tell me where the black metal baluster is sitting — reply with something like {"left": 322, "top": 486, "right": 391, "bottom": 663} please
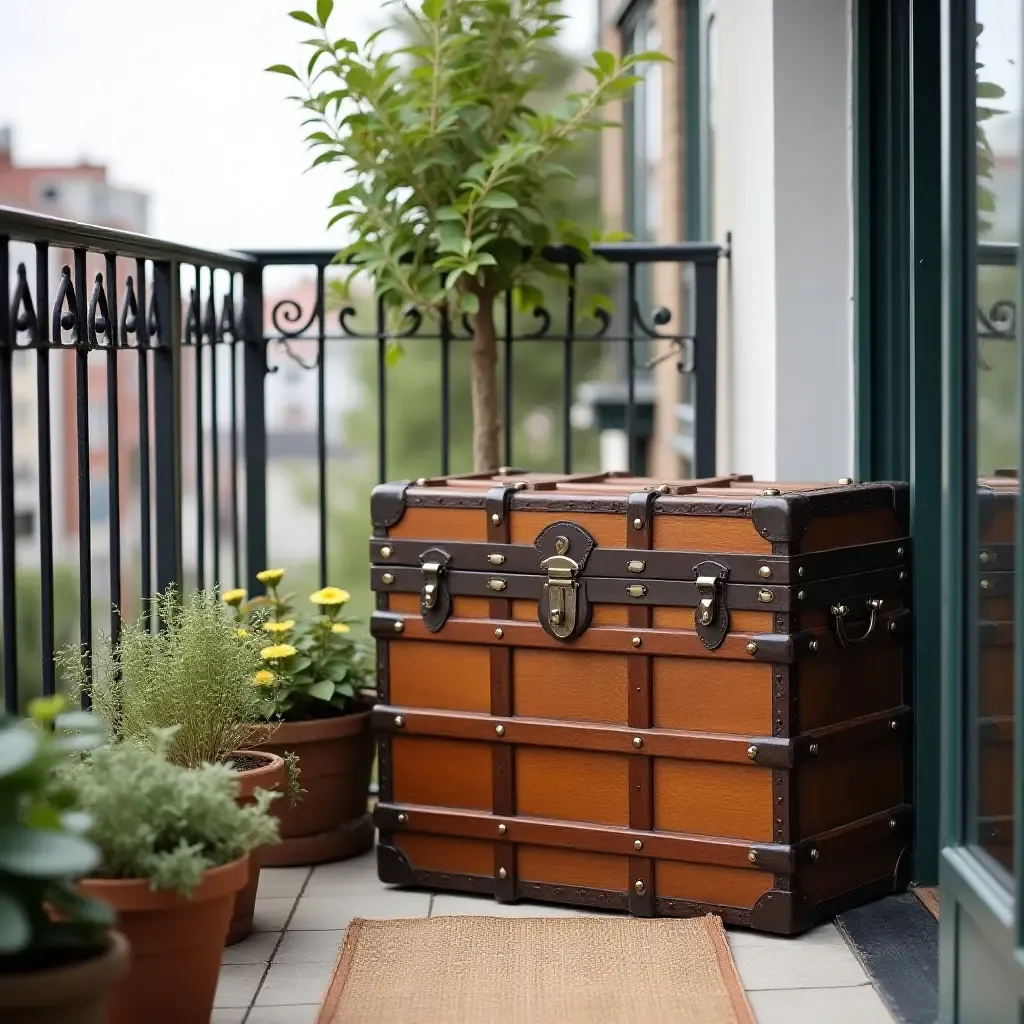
{"left": 242, "top": 266, "right": 267, "bottom": 592}
{"left": 564, "top": 265, "right": 576, "bottom": 473}
{"left": 226, "top": 281, "right": 240, "bottom": 587}
{"left": 192, "top": 270, "right": 204, "bottom": 591}
{"left": 0, "top": 239, "right": 15, "bottom": 711}
{"left": 152, "top": 260, "right": 182, "bottom": 595}
{"left": 131, "top": 261, "right": 152, "bottom": 623}
{"left": 316, "top": 265, "right": 327, "bottom": 588}
{"left": 376, "top": 295, "right": 387, "bottom": 483}
{"left": 73, "top": 252, "right": 92, "bottom": 704}
{"left": 206, "top": 287, "right": 220, "bottom": 588}
{"left": 625, "top": 262, "right": 638, "bottom": 476}
{"left": 693, "top": 255, "right": 718, "bottom": 477}
{"left": 440, "top": 297, "right": 451, "bottom": 476}
{"left": 503, "top": 291, "right": 513, "bottom": 468}
{"left": 33, "top": 244, "right": 54, "bottom": 695}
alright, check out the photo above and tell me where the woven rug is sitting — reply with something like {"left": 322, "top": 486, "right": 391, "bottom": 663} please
{"left": 914, "top": 887, "right": 940, "bottom": 920}
{"left": 316, "top": 914, "right": 754, "bottom": 1024}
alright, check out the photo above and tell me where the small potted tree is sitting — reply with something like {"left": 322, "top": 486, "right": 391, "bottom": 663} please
{"left": 63, "top": 587, "right": 293, "bottom": 944}
{"left": 67, "top": 731, "right": 279, "bottom": 1024}
{"left": 233, "top": 569, "right": 376, "bottom": 865}
{"left": 272, "top": 0, "right": 662, "bottom": 470}
{"left": 0, "top": 700, "right": 126, "bottom": 1024}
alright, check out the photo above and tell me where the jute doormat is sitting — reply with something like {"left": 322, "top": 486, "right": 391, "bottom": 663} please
{"left": 316, "top": 915, "right": 754, "bottom": 1024}
{"left": 914, "top": 887, "right": 940, "bottom": 920}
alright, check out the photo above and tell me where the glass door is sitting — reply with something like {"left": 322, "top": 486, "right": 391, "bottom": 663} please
{"left": 940, "top": 0, "right": 1024, "bottom": 1018}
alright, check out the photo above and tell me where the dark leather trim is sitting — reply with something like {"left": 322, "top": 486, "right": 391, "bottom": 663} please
{"left": 750, "top": 889, "right": 814, "bottom": 935}
{"left": 370, "top": 611, "right": 405, "bottom": 638}
{"left": 376, "top": 841, "right": 414, "bottom": 885}
{"left": 370, "top": 480, "right": 412, "bottom": 528}
{"left": 533, "top": 521, "right": 597, "bottom": 568}
{"left": 376, "top": 734, "right": 393, "bottom": 802}
{"left": 749, "top": 630, "right": 820, "bottom": 663}
{"left": 486, "top": 484, "right": 524, "bottom": 537}
{"left": 886, "top": 607, "right": 913, "bottom": 641}
{"left": 978, "top": 571, "right": 1014, "bottom": 599}
{"left": 418, "top": 547, "right": 452, "bottom": 632}
{"left": 693, "top": 559, "right": 730, "bottom": 650}
{"left": 750, "top": 494, "right": 811, "bottom": 543}
{"left": 627, "top": 489, "right": 660, "bottom": 535}
{"left": 628, "top": 854, "right": 655, "bottom": 916}
{"left": 978, "top": 542, "right": 1014, "bottom": 569}
{"left": 795, "top": 707, "right": 911, "bottom": 761}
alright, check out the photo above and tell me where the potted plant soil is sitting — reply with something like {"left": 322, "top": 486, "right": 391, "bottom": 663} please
{"left": 0, "top": 700, "right": 126, "bottom": 1024}
{"left": 65, "top": 730, "right": 278, "bottom": 1024}
{"left": 235, "top": 569, "right": 375, "bottom": 866}
{"left": 61, "top": 587, "right": 296, "bottom": 944}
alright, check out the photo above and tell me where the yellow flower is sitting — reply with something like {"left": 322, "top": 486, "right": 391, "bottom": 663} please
{"left": 222, "top": 588, "right": 246, "bottom": 607}
{"left": 310, "top": 587, "right": 350, "bottom": 607}
{"left": 331, "top": 623, "right": 350, "bottom": 634}
{"left": 252, "top": 670, "right": 276, "bottom": 688}
{"left": 261, "top": 644, "right": 297, "bottom": 661}
{"left": 257, "top": 568, "right": 286, "bottom": 586}
{"left": 236, "top": 628, "right": 249, "bottom": 638}
{"left": 263, "top": 619, "right": 296, "bottom": 634}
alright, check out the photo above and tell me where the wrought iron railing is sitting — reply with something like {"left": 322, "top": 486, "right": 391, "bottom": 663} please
{"left": 0, "top": 205, "right": 725, "bottom": 712}
{"left": 978, "top": 241, "right": 1018, "bottom": 341}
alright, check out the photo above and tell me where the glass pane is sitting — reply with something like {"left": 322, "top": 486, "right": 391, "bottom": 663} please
{"left": 971, "top": 1, "right": 1021, "bottom": 880}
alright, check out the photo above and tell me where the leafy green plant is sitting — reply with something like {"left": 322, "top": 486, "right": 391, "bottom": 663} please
{"left": 231, "top": 569, "right": 374, "bottom": 721}
{"left": 63, "top": 728, "right": 279, "bottom": 897}
{"left": 976, "top": 21, "right": 1005, "bottom": 238}
{"left": 0, "top": 698, "right": 114, "bottom": 966}
{"left": 272, "top": 0, "right": 664, "bottom": 471}
{"left": 59, "top": 588, "right": 273, "bottom": 770}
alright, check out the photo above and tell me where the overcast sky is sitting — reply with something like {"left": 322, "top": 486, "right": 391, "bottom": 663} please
{"left": 0, "top": 0, "right": 596, "bottom": 254}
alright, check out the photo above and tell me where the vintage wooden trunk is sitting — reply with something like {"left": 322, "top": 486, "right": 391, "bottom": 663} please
{"left": 368, "top": 471, "right": 912, "bottom": 934}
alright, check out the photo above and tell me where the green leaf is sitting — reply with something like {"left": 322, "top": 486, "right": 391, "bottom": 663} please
{"left": 592, "top": 50, "right": 616, "bottom": 77}
{"left": 385, "top": 340, "right": 404, "bottom": 366}
{"left": 316, "top": 0, "right": 334, "bottom": 25}
{"left": 288, "top": 10, "right": 318, "bottom": 25}
{"left": 0, "top": 891, "right": 30, "bottom": 954}
{"left": 308, "top": 679, "right": 336, "bottom": 701}
{"left": 422, "top": 0, "right": 445, "bottom": 19}
{"left": 458, "top": 291, "right": 480, "bottom": 315}
{"left": 481, "top": 191, "right": 518, "bottom": 210}
{"left": 0, "top": 726, "right": 39, "bottom": 778}
{"left": 0, "top": 826, "right": 100, "bottom": 879}
{"left": 266, "top": 64, "right": 300, "bottom": 79}
{"left": 436, "top": 206, "right": 463, "bottom": 222}
{"left": 631, "top": 51, "right": 672, "bottom": 64}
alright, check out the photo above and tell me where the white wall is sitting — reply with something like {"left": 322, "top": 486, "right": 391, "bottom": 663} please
{"left": 714, "top": 0, "right": 854, "bottom": 481}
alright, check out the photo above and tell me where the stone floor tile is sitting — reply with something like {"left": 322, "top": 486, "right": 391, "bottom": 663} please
{"left": 209, "top": 1010, "right": 247, "bottom": 1024}
{"left": 246, "top": 1006, "right": 320, "bottom": 1024}
{"left": 254, "top": 960, "right": 337, "bottom": 1006}
{"left": 252, "top": 896, "right": 297, "bottom": 932}
{"left": 430, "top": 893, "right": 587, "bottom": 918}
{"left": 288, "top": 890, "right": 430, "bottom": 929}
{"left": 257, "top": 866, "right": 311, "bottom": 898}
{"left": 221, "top": 929, "right": 281, "bottom": 965}
{"left": 275, "top": 928, "right": 345, "bottom": 963}
{"left": 304, "top": 854, "right": 380, "bottom": 896}
{"left": 727, "top": 922, "right": 869, "bottom": 991}
{"left": 213, "top": 963, "right": 266, "bottom": 1008}
{"left": 748, "top": 984, "right": 894, "bottom": 1024}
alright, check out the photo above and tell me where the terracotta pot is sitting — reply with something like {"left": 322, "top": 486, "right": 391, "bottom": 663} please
{"left": 255, "top": 711, "right": 374, "bottom": 865}
{"left": 0, "top": 931, "right": 129, "bottom": 1024}
{"left": 80, "top": 856, "right": 247, "bottom": 1024}
{"left": 225, "top": 749, "right": 286, "bottom": 946}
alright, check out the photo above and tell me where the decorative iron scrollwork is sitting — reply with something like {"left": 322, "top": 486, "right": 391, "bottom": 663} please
{"left": 10, "top": 263, "right": 37, "bottom": 346}
{"left": 52, "top": 265, "right": 80, "bottom": 346}
{"left": 87, "top": 272, "right": 113, "bottom": 347}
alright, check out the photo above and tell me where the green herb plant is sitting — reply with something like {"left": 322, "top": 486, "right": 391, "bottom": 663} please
{"left": 0, "top": 698, "right": 114, "bottom": 965}
{"left": 64, "top": 727, "right": 280, "bottom": 897}
{"left": 271, "top": 0, "right": 666, "bottom": 471}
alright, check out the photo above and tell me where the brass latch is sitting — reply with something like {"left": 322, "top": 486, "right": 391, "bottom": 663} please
{"left": 695, "top": 575, "right": 720, "bottom": 626}
{"left": 540, "top": 535, "right": 587, "bottom": 641}
{"left": 420, "top": 561, "right": 443, "bottom": 610}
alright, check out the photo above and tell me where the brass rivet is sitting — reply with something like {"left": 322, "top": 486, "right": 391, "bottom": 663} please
{"left": 632, "top": 636, "right": 642, "bottom": 648}
{"left": 797, "top": 590, "right": 806, "bottom": 601}
{"left": 634, "top": 880, "right": 646, "bottom": 895}
{"left": 810, "top": 847, "right": 820, "bottom": 861}
{"left": 393, "top": 620, "right": 404, "bottom": 634}
{"left": 757, "top": 589, "right": 774, "bottom": 604}
{"left": 627, "top": 560, "right": 646, "bottom": 573}
{"left": 491, "top": 513, "right": 501, "bottom": 525}
{"left": 746, "top": 642, "right": 758, "bottom": 655}
{"left": 498, "top": 867, "right": 507, "bottom": 880}
{"left": 497, "top": 823, "right": 507, "bottom": 835}
{"left": 981, "top": 578, "right": 992, "bottom": 590}
{"left": 632, "top": 736, "right": 643, "bottom": 749}
{"left": 809, "top": 742, "right": 819, "bottom": 756}
{"left": 488, "top": 553, "right": 506, "bottom": 565}
{"left": 899, "top": 571, "right": 907, "bottom": 581}
{"left": 889, "top": 621, "right": 896, "bottom": 633}
{"left": 633, "top": 517, "right": 643, "bottom": 530}
{"left": 487, "top": 578, "right": 507, "bottom": 591}
{"left": 809, "top": 640, "right": 820, "bottom": 653}
{"left": 748, "top": 849, "right": 758, "bottom": 864}
{"left": 494, "top": 627, "right": 504, "bottom": 639}
{"left": 747, "top": 745, "right": 758, "bottom": 761}
{"left": 897, "top": 546, "right": 905, "bottom": 557}
{"left": 763, "top": 488, "right": 780, "bottom": 496}
{"left": 394, "top": 715, "right": 405, "bottom": 728}
{"left": 634, "top": 839, "right": 644, "bottom": 851}
{"left": 838, "top": 477, "right": 853, "bottom": 485}
{"left": 495, "top": 725, "right": 505, "bottom": 737}
{"left": 797, "top": 566, "right": 805, "bottom": 577}
{"left": 759, "top": 565, "right": 772, "bottom": 579}
{"left": 381, "top": 572, "right": 394, "bottom": 585}
{"left": 890, "top": 719, "right": 899, "bottom": 731}
{"left": 626, "top": 584, "right": 647, "bottom": 598}
{"left": 397, "top": 813, "right": 408, "bottom": 825}
{"left": 888, "top": 818, "right": 897, "bottom": 830}
{"left": 380, "top": 545, "right": 393, "bottom": 559}
{"left": 657, "top": 484, "right": 671, "bottom": 494}
{"left": 415, "top": 477, "right": 428, "bottom": 486}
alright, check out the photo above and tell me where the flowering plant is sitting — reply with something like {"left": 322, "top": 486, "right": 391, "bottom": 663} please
{"left": 227, "top": 570, "right": 374, "bottom": 720}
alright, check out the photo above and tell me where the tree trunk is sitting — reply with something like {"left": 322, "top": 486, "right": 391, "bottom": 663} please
{"left": 468, "top": 289, "right": 501, "bottom": 473}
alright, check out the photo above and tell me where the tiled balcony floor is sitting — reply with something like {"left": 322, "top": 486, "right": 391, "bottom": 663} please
{"left": 215, "top": 851, "right": 894, "bottom": 1024}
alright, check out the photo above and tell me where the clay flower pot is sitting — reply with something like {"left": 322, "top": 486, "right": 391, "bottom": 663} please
{"left": 256, "top": 711, "right": 374, "bottom": 865}
{"left": 0, "top": 931, "right": 129, "bottom": 1024}
{"left": 80, "top": 855, "right": 247, "bottom": 1024}
{"left": 225, "top": 749, "right": 286, "bottom": 945}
